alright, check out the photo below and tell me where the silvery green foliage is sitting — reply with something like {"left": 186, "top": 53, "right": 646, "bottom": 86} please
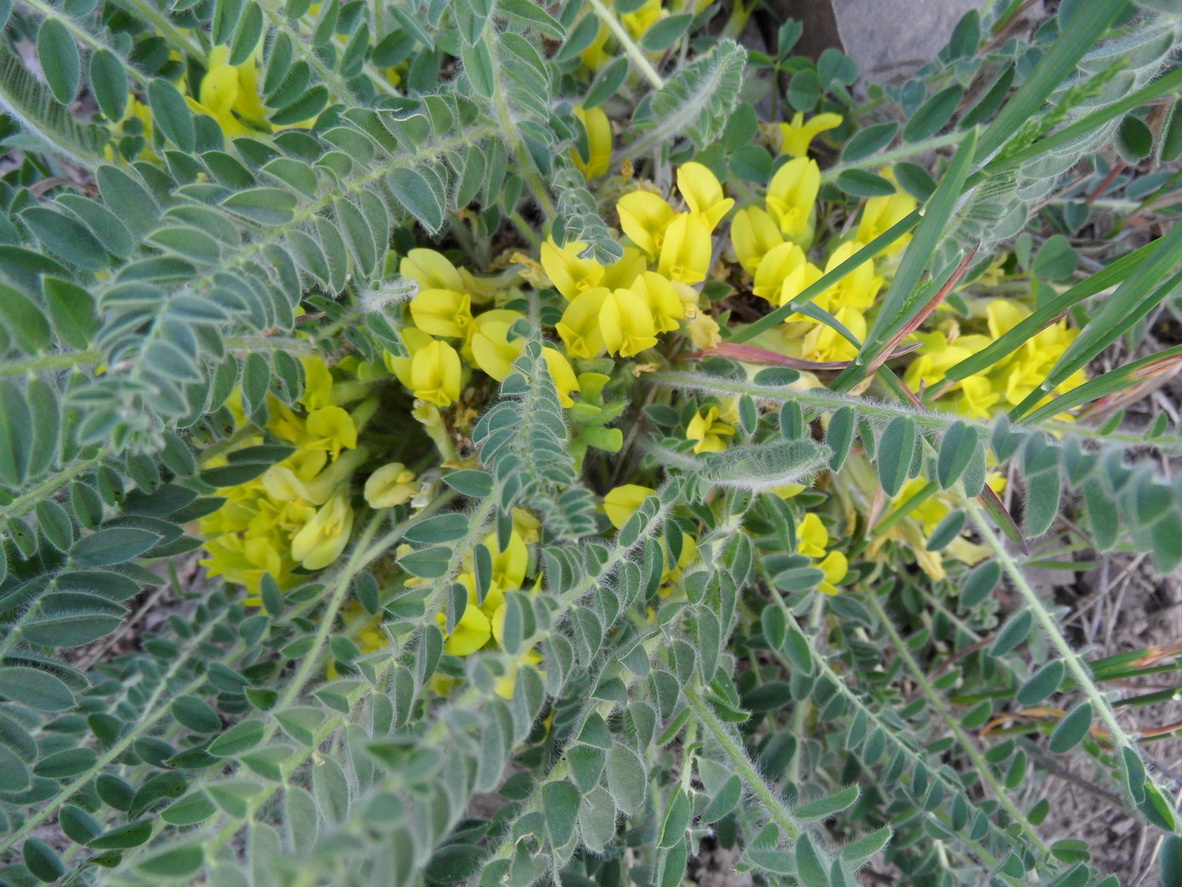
{"left": 2, "top": 1, "right": 1182, "bottom": 885}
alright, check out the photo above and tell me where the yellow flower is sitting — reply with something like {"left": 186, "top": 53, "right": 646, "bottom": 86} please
{"left": 470, "top": 318, "right": 526, "bottom": 381}
{"left": 628, "top": 271, "right": 685, "bottom": 333}
{"left": 657, "top": 214, "right": 713, "bottom": 285}
{"left": 753, "top": 242, "right": 812, "bottom": 303}
{"left": 798, "top": 512, "right": 829, "bottom": 558}
{"left": 856, "top": 169, "right": 917, "bottom": 256}
{"left": 580, "top": 19, "right": 611, "bottom": 70}
{"left": 304, "top": 406, "right": 358, "bottom": 461}
{"left": 677, "top": 162, "right": 735, "bottom": 232}
{"left": 819, "top": 241, "right": 883, "bottom": 312}
{"left": 686, "top": 406, "right": 735, "bottom": 453}
{"left": 766, "top": 157, "right": 820, "bottom": 246}
{"left": 438, "top": 585, "right": 492, "bottom": 656}
{"left": 186, "top": 47, "right": 269, "bottom": 139}
{"left": 617, "top": 191, "right": 676, "bottom": 258}
{"left": 954, "top": 375, "right": 1003, "bottom": 419}
{"left": 604, "top": 484, "right": 656, "bottom": 530}
{"left": 487, "top": 531, "right": 529, "bottom": 591}
{"left": 686, "top": 312, "right": 722, "bottom": 350}
{"left": 392, "top": 339, "right": 463, "bottom": 408}
{"left": 800, "top": 306, "right": 866, "bottom": 363}
{"left": 730, "top": 206, "right": 784, "bottom": 276}
{"left": 572, "top": 105, "right": 612, "bottom": 179}
{"left": 817, "top": 550, "right": 848, "bottom": 595}
{"left": 556, "top": 287, "right": 609, "bottom": 359}
{"left": 542, "top": 347, "right": 581, "bottom": 408}
{"left": 291, "top": 491, "right": 354, "bottom": 570}
{"left": 601, "top": 288, "right": 659, "bottom": 358}
{"left": 410, "top": 288, "right": 473, "bottom": 340}
{"left": 299, "top": 355, "right": 334, "bottom": 410}
{"left": 401, "top": 248, "right": 465, "bottom": 292}
{"left": 778, "top": 112, "right": 843, "bottom": 158}
{"left": 622, "top": 0, "right": 663, "bottom": 39}
{"left": 364, "top": 463, "right": 418, "bottom": 508}
{"left": 541, "top": 238, "right": 605, "bottom": 301}
{"left": 600, "top": 247, "right": 649, "bottom": 290}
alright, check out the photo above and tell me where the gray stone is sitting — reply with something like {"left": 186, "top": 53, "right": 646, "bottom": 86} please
{"left": 831, "top": 0, "right": 985, "bottom": 81}
{"left": 787, "top": 0, "right": 1014, "bottom": 83}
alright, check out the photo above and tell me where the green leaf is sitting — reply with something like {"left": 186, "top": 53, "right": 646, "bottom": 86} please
{"left": 839, "top": 825, "right": 892, "bottom": 865}
{"left": 498, "top": 0, "right": 564, "bottom": 38}
{"left": 23, "top": 206, "right": 109, "bottom": 269}
{"left": 834, "top": 169, "right": 896, "bottom": 197}
{"left": 0, "top": 665, "right": 76, "bottom": 711}
{"left": 936, "top": 421, "right": 977, "bottom": 489}
{"left": 0, "top": 379, "right": 34, "bottom": 486}
{"left": 840, "top": 122, "right": 898, "bottom": 163}
{"left": 136, "top": 844, "right": 205, "bottom": 877}
{"left": 149, "top": 77, "right": 195, "bottom": 152}
{"left": 925, "top": 510, "right": 965, "bottom": 551}
{"left": 397, "top": 546, "right": 452, "bottom": 579}
{"left": 1031, "top": 234, "right": 1079, "bottom": 281}
{"left": 42, "top": 277, "right": 98, "bottom": 349}
{"left": 1163, "top": 835, "right": 1182, "bottom": 887}
{"left": 641, "top": 14, "right": 692, "bottom": 51}
{"left": 171, "top": 695, "right": 221, "bottom": 733}
{"left": 271, "top": 85, "right": 328, "bottom": 126}
{"left": 461, "top": 40, "right": 494, "bottom": 98}
{"left": 1115, "top": 114, "right": 1153, "bottom": 162}
{"left": 1049, "top": 702, "right": 1093, "bottom": 753}
{"left": 206, "top": 723, "right": 264, "bottom": 756}
{"left": 37, "top": 18, "right": 80, "bottom": 104}
{"left": 700, "top": 774, "right": 741, "bottom": 824}
{"left": 903, "top": 85, "right": 963, "bottom": 141}
{"left": 876, "top": 417, "right": 916, "bottom": 497}
{"left": 795, "top": 784, "right": 859, "bottom": 821}
{"left": 88, "top": 819, "right": 153, "bottom": 850}
{"left": 386, "top": 168, "right": 446, "bottom": 234}
{"left": 222, "top": 188, "right": 297, "bottom": 225}
{"left": 71, "top": 527, "right": 160, "bottom": 566}
{"left": 22, "top": 592, "right": 123, "bottom": 647}
{"left": 787, "top": 68, "right": 821, "bottom": 112}
{"left": 658, "top": 786, "right": 692, "bottom": 848}
{"left": 991, "top": 610, "right": 1032, "bottom": 657}
{"left": 848, "top": 128, "right": 977, "bottom": 383}
{"left": 0, "top": 283, "right": 52, "bottom": 353}
{"left": 1016, "top": 660, "right": 1065, "bottom": 706}
{"left": 34, "top": 747, "right": 98, "bottom": 778}
{"left": 541, "top": 780, "right": 580, "bottom": 848}
{"left": 606, "top": 743, "right": 646, "bottom": 815}
{"left": 90, "top": 49, "right": 128, "bottom": 122}
{"left": 442, "top": 469, "right": 494, "bottom": 498}
{"left": 23, "top": 836, "right": 65, "bottom": 883}
{"left": 794, "top": 833, "right": 828, "bottom": 886}
{"left": 404, "top": 513, "right": 470, "bottom": 545}
{"left": 585, "top": 56, "right": 628, "bottom": 110}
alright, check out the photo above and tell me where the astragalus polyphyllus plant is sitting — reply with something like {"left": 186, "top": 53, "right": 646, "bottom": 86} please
{"left": 2, "top": 0, "right": 1182, "bottom": 885}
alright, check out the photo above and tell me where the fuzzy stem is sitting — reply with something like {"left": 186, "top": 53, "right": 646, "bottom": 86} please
{"left": 585, "top": 0, "right": 665, "bottom": 90}
{"left": 864, "top": 591, "right": 1052, "bottom": 855}
{"left": 685, "top": 684, "right": 806, "bottom": 841}
{"left": 964, "top": 497, "right": 1180, "bottom": 822}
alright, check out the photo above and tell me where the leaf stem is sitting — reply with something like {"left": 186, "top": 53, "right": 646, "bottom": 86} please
{"left": 585, "top": 0, "right": 665, "bottom": 90}
{"left": 864, "top": 590, "right": 1052, "bottom": 856}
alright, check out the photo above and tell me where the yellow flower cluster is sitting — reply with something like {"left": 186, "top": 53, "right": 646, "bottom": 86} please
{"left": 732, "top": 162, "right": 914, "bottom": 365}
{"left": 547, "top": 162, "right": 733, "bottom": 362}
{"left": 906, "top": 299, "right": 1087, "bottom": 419}
{"left": 387, "top": 248, "right": 581, "bottom": 413}
{"left": 429, "top": 511, "right": 543, "bottom": 698}
{"left": 198, "top": 355, "right": 416, "bottom": 603}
